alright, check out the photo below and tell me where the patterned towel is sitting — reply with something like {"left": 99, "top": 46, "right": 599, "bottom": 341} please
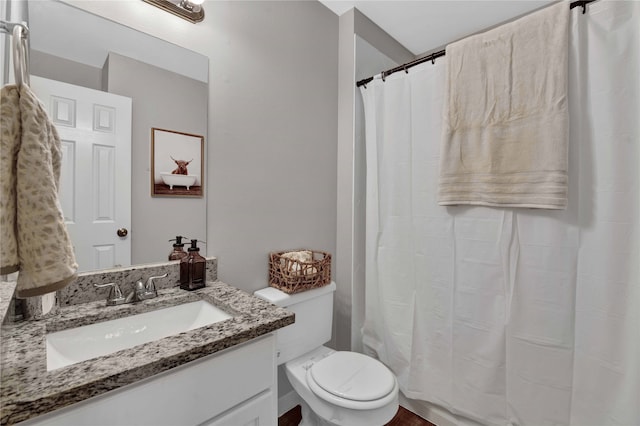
{"left": 0, "top": 84, "right": 77, "bottom": 297}
{"left": 0, "top": 86, "right": 21, "bottom": 275}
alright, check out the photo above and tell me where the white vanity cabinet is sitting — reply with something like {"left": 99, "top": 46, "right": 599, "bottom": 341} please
{"left": 20, "top": 334, "right": 278, "bottom": 426}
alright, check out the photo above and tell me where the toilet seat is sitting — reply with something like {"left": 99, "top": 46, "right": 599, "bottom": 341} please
{"left": 306, "top": 351, "right": 398, "bottom": 410}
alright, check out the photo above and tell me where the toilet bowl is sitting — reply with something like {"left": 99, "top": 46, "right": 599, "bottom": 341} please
{"left": 285, "top": 346, "right": 398, "bottom": 426}
{"left": 254, "top": 282, "right": 399, "bottom": 426}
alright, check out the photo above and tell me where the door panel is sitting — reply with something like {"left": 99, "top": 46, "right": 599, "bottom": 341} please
{"left": 31, "top": 75, "right": 132, "bottom": 272}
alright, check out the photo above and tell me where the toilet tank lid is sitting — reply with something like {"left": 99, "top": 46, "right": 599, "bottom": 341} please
{"left": 254, "top": 282, "right": 336, "bottom": 307}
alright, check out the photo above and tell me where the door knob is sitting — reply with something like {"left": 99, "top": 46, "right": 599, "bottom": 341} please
{"left": 117, "top": 228, "right": 128, "bottom": 237}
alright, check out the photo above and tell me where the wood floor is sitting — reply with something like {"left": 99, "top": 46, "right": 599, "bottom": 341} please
{"left": 385, "top": 407, "right": 437, "bottom": 426}
{"left": 278, "top": 405, "right": 436, "bottom": 426}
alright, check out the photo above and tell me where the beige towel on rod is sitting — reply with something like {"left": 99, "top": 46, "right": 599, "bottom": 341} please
{"left": 438, "top": 1, "right": 570, "bottom": 209}
{"left": 0, "top": 84, "right": 77, "bottom": 297}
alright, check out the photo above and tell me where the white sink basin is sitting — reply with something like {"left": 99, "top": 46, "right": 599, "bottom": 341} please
{"left": 46, "top": 300, "right": 232, "bottom": 371}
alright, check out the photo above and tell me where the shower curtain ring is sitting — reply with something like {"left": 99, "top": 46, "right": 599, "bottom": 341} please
{"left": 431, "top": 53, "right": 436, "bottom": 65}
{"left": 381, "top": 72, "right": 386, "bottom": 82}
{"left": 404, "top": 66, "right": 408, "bottom": 74}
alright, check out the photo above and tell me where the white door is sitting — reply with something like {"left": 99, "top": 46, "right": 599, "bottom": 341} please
{"left": 30, "top": 75, "right": 132, "bottom": 272}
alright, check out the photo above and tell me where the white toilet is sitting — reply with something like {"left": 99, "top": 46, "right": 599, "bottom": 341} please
{"left": 255, "top": 282, "right": 399, "bottom": 426}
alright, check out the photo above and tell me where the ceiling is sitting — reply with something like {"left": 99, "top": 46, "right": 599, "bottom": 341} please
{"left": 318, "top": 0, "right": 554, "bottom": 55}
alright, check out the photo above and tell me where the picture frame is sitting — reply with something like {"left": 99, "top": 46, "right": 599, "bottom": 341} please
{"left": 150, "top": 128, "right": 204, "bottom": 198}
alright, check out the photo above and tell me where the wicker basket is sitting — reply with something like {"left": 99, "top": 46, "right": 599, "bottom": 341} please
{"left": 269, "top": 249, "right": 331, "bottom": 294}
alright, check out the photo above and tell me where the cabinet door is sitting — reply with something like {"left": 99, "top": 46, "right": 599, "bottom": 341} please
{"left": 203, "top": 391, "right": 274, "bottom": 426}
{"left": 20, "top": 335, "right": 276, "bottom": 426}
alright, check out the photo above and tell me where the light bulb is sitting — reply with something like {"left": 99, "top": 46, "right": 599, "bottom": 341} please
{"left": 179, "top": 0, "right": 203, "bottom": 12}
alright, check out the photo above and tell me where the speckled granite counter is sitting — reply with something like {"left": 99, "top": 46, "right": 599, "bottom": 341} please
{"left": 0, "top": 281, "right": 294, "bottom": 425}
{"left": 0, "top": 281, "right": 17, "bottom": 326}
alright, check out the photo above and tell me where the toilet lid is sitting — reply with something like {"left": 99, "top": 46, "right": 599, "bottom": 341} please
{"left": 309, "top": 352, "right": 395, "bottom": 402}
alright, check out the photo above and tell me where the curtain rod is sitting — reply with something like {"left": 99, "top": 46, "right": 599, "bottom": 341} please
{"left": 356, "top": 0, "right": 597, "bottom": 88}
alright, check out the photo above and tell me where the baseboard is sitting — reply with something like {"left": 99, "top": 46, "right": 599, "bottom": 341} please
{"left": 278, "top": 390, "right": 301, "bottom": 417}
{"left": 399, "top": 393, "right": 465, "bottom": 426}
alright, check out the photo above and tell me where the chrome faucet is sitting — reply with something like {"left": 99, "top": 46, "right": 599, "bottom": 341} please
{"left": 94, "top": 273, "right": 168, "bottom": 306}
{"left": 124, "top": 280, "right": 148, "bottom": 304}
{"left": 125, "top": 273, "right": 168, "bottom": 303}
{"left": 94, "top": 282, "right": 125, "bottom": 306}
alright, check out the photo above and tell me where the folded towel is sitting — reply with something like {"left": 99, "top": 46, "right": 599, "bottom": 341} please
{"left": 281, "top": 250, "right": 313, "bottom": 263}
{"left": 0, "top": 84, "right": 77, "bottom": 297}
{"left": 281, "top": 250, "right": 317, "bottom": 275}
{"left": 438, "top": 1, "right": 570, "bottom": 209}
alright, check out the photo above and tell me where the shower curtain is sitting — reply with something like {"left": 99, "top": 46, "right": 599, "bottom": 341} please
{"left": 360, "top": 2, "right": 639, "bottom": 425}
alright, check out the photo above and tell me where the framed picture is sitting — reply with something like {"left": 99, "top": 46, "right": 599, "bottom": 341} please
{"left": 151, "top": 128, "right": 204, "bottom": 197}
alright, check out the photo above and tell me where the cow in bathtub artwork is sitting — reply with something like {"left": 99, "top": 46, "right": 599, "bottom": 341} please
{"left": 151, "top": 128, "right": 203, "bottom": 197}
{"left": 161, "top": 156, "right": 197, "bottom": 191}
{"left": 170, "top": 156, "right": 193, "bottom": 176}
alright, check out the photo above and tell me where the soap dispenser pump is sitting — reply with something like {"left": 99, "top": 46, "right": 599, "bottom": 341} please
{"left": 180, "top": 239, "right": 206, "bottom": 291}
{"left": 168, "top": 236, "right": 189, "bottom": 261}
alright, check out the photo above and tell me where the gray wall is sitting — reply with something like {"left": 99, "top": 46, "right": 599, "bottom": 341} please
{"left": 205, "top": 1, "right": 338, "bottom": 293}
{"left": 31, "top": 49, "right": 103, "bottom": 90}
{"left": 335, "top": 8, "right": 356, "bottom": 354}
{"left": 203, "top": 3, "right": 339, "bottom": 403}
{"left": 104, "top": 52, "right": 208, "bottom": 265}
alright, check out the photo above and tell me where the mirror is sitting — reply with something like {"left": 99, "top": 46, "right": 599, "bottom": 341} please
{"left": 26, "top": 1, "right": 209, "bottom": 273}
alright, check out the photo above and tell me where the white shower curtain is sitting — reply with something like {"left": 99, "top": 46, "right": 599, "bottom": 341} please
{"left": 360, "top": 2, "right": 639, "bottom": 425}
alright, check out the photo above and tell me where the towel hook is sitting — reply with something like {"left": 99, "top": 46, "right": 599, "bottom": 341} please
{"left": 11, "top": 23, "right": 30, "bottom": 88}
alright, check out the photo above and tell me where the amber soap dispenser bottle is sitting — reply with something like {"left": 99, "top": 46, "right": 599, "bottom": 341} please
{"left": 168, "top": 236, "right": 188, "bottom": 261}
{"left": 180, "top": 239, "right": 206, "bottom": 291}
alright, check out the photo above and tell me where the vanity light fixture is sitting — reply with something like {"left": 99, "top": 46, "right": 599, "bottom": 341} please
{"left": 142, "top": 0, "right": 205, "bottom": 23}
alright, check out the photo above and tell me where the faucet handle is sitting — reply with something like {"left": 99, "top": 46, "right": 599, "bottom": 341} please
{"left": 94, "top": 282, "right": 125, "bottom": 306}
{"left": 144, "top": 273, "right": 168, "bottom": 296}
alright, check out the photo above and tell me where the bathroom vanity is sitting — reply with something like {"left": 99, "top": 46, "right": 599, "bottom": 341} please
{"left": 0, "top": 279, "right": 294, "bottom": 425}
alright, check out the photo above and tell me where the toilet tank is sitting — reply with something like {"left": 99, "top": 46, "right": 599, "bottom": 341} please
{"left": 255, "top": 282, "right": 336, "bottom": 365}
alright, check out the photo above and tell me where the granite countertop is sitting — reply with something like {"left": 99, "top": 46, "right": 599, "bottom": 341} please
{"left": 0, "top": 281, "right": 294, "bottom": 425}
{"left": 0, "top": 280, "right": 17, "bottom": 325}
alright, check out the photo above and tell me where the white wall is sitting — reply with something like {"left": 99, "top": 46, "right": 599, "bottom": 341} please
{"left": 62, "top": 0, "right": 339, "bottom": 294}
